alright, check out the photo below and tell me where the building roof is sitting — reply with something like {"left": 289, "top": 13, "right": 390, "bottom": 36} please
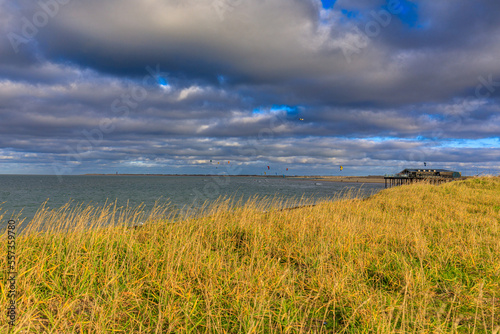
{"left": 401, "top": 168, "right": 457, "bottom": 173}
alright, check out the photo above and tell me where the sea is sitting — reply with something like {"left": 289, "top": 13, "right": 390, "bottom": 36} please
{"left": 0, "top": 175, "right": 385, "bottom": 225}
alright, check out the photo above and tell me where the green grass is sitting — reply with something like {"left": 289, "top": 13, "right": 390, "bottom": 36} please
{"left": 1, "top": 177, "right": 500, "bottom": 333}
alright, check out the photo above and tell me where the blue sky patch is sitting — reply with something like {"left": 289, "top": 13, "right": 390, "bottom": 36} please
{"left": 252, "top": 107, "right": 266, "bottom": 114}
{"left": 341, "top": 9, "right": 358, "bottom": 19}
{"left": 425, "top": 114, "right": 445, "bottom": 121}
{"left": 439, "top": 138, "right": 500, "bottom": 149}
{"left": 158, "top": 77, "right": 168, "bottom": 86}
{"left": 252, "top": 105, "right": 300, "bottom": 119}
{"left": 385, "top": 0, "right": 419, "bottom": 27}
{"left": 321, "top": 0, "right": 336, "bottom": 10}
{"left": 270, "top": 105, "right": 297, "bottom": 113}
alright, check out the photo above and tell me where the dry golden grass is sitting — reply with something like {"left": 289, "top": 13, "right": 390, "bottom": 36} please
{"left": 1, "top": 176, "right": 499, "bottom": 333}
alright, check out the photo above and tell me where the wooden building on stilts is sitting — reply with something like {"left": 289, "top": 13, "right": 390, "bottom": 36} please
{"left": 384, "top": 169, "right": 463, "bottom": 188}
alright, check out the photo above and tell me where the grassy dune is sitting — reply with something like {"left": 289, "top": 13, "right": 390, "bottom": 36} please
{"left": 1, "top": 177, "right": 499, "bottom": 333}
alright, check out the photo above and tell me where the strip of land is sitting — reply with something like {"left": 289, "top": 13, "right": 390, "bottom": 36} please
{"left": 84, "top": 173, "right": 387, "bottom": 183}
{"left": 290, "top": 175, "right": 385, "bottom": 183}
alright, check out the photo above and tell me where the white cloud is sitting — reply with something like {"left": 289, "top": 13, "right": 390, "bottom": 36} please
{"left": 178, "top": 86, "right": 203, "bottom": 101}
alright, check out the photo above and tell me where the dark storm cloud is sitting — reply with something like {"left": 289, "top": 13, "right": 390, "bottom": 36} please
{"left": 0, "top": 0, "right": 499, "bottom": 175}
{"left": 4, "top": 0, "right": 500, "bottom": 104}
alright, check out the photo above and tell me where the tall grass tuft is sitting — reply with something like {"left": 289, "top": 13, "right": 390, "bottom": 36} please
{"left": 1, "top": 176, "right": 499, "bottom": 333}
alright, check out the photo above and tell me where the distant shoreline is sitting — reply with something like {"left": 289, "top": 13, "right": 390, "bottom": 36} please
{"left": 83, "top": 174, "right": 386, "bottom": 184}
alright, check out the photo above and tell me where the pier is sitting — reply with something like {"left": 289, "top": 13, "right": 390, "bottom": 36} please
{"left": 384, "top": 176, "right": 458, "bottom": 188}
{"left": 384, "top": 168, "right": 463, "bottom": 188}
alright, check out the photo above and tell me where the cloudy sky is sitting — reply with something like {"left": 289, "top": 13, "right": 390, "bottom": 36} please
{"left": 1, "top": 0, "right": 499, "bottom": 176}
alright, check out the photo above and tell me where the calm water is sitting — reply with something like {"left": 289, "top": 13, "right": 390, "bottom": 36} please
{"left": 0, "top": 175, "right": 384, "bottom": 223}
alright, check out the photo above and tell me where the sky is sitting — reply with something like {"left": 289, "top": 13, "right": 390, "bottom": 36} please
{"left": 0, "top": 0, "right": 499, "bottom": 176}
